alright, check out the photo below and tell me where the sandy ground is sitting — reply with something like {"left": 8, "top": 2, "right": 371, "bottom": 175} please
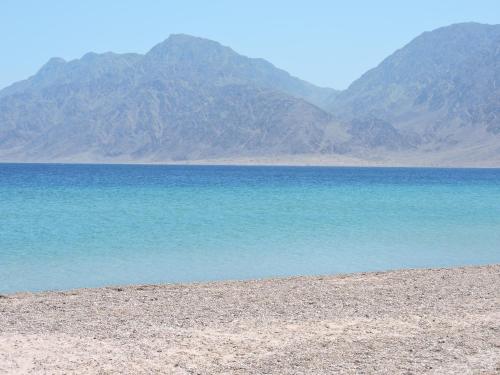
{"left": 5, "top": 150, "right": 500, "bottom": 168}
{"left": 160, "top": 153, "right": 500, "bottom": 168}
{"left": 0, "top": 265, "right": 499, "bottom": 374}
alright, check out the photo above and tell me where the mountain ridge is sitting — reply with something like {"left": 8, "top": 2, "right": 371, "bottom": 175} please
{"left": 0, "top": 34, "right": 343, "bottom": 162}
{"left": 1, "top": 23, "right": 499, "bottom": 165}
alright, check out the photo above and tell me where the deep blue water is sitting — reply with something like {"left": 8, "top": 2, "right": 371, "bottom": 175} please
{"left": 1, "top": 163, "right": 499, "bottom": 293}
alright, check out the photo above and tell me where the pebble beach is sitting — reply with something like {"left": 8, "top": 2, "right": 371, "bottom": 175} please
{"left": 1, "top": 265, "right": 499, "bottom": 374}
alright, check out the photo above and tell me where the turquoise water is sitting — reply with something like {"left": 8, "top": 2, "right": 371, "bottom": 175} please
{"left": 1, "top": 164, "right": 499, "bottom": 293}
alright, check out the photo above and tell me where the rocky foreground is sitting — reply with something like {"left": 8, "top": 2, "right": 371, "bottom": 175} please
{"left": 1, "top": 265, "right": 499, "bottom": 374}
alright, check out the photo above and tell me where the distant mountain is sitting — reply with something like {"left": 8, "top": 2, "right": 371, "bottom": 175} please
{"left": 1, "top": 25, "right": 500, "bottom": 165}
{"left": 0, "top": 35, "right": 340, "bottom": 162}
{"left": 142, "top": 34, "right": 338, "bottom": 109}
{"left": 329, "top": 23, "right": 500, "bottom": 161}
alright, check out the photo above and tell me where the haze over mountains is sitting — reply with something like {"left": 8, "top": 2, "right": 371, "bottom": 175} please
{"left": 0, "top": 22, "right": 499, "bottom": 166}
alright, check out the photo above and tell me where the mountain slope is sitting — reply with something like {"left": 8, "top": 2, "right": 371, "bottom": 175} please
{"left": 1, "top": 25, "right": 500, "bottom": 165}
{"left": 142, "top": 34, "right": 338, "bottom": 109}
{"left": 0, "top": 35, "right": 341, "bottom": 162}
{"left": 0, "top": 35, "right": 337, "bottom": 108}
{"left": 329, "top": 23, "right": 500, "bottom": 155}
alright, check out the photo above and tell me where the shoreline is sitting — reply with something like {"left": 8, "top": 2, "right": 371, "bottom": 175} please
{"left": 1, "top": 264, "right": 499, "bottom": 374}
{"left": 2, "top": 263, "right": 498, "bottom": 297}
{"left": 1, "top": 154, "right": 500, "bottom": 169}
{"left": 2, "top": 160, "right": 500, "bottom": 170}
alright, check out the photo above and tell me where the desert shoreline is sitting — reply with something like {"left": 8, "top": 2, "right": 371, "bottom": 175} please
{"left": 1, "top": 265, "right": 499, "bottom": 374}
{"left": 2, "top": 154, "right": 500, "bottom": 168}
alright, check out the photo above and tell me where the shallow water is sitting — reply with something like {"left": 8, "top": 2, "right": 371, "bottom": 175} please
{"left": 1, "top": 164, "right": 499, "bottom": 293}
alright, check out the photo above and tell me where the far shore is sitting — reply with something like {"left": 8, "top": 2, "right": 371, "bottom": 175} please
{"left": 1, "top": 151, "right": 500, "bottom": 169}
{"left": 1, "top": 264, "right": 499, "bottom": 374}
{"left": 2, "top": 158, "right": 500, "bottom": 168}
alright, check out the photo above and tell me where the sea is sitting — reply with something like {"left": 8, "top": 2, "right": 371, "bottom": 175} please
{"left": 1, "top": 163, "right": 499, "bottom": 293}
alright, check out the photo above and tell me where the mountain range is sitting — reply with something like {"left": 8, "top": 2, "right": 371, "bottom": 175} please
{"left": 0, "top": 22, "right": 499, "bottom": 166}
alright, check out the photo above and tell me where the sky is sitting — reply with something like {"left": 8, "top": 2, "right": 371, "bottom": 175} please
{"left": 1, "top": 0, "right": 499, "bottom": 90}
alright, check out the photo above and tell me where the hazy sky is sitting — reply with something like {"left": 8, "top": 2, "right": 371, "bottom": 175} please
{"left": 1, "top": 0, "right": 499, "bottom": 90}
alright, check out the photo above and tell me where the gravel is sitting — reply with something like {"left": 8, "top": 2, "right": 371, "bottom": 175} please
{"left": 1, "top": 265, "right": 499, "bottom": 374}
